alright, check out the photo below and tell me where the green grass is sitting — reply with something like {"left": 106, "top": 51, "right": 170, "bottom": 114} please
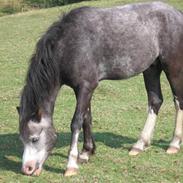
{"left": 1, "top": 0, "right": 183, "bottom": 182}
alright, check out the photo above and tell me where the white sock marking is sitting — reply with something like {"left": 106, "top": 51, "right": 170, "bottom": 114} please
{"left": 170, "top": 99, "right": 183, "bottom": 149}
{"left": 133, "top": 107, "right": 157, "bottom": 150}
{"left": 79, "top": 151, "right": 89, "bottom": 161}
{"left": 67, "top": 131, "right": 79, "bottom": 169}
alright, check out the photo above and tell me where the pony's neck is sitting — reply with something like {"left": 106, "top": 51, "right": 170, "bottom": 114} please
{"left": 39, "top": 86, "right": 60, "bottom": 119}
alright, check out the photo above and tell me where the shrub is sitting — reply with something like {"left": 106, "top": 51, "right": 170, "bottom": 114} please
{"left": 0, "top": 0, "right": 88, "bottom": 16}
{"left": 0, "top": 0, "right": 25, "bottom": 15}
{"left": 24, "top": 0, "right": 86, "bottom": 8}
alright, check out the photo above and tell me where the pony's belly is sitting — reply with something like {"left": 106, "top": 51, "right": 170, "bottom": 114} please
{"left": 98, "top": 65, "right": 138, "bottom": 80}
{"left": 98, "top": 57, "right": 152, "bottom": 80}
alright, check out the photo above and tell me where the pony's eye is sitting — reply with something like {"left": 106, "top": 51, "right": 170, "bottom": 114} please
{"left": 31, "top": 137, "right": 39, "bottom": 143}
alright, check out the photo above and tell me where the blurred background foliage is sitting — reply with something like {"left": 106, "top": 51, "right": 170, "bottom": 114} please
{"left": 0, "top": 0, "right": 90, "bottom": 16}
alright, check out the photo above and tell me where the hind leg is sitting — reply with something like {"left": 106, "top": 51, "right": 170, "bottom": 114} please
{"left": 129, "top": 62, "right": 163, "bottom": 156}
{"left": 167, "top": 98, "right": 183, "bottom": 154}
{"left": 164, "top": 71, "right": 183, "bottom": 154}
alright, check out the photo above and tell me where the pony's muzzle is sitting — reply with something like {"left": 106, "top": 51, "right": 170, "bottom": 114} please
{"left": 22, "top": 160, "right": 40, "bottom": 176}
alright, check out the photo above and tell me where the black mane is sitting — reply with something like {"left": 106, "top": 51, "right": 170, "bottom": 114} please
{"left": 20, "top": 19, "right": 63, "bottom": 120}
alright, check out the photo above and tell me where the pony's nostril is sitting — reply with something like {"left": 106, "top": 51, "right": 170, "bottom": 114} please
{"left": 28, "top": 166, "right": 33, "bottom": 172}
{"left": 24, "top": 165, "right": 35, "bottom": 174}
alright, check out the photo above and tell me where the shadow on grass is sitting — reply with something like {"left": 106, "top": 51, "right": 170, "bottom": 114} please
{"left": 0, "top": 132, "right": 170, "bottom": 174}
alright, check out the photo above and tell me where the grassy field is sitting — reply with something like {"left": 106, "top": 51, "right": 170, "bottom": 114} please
{"left": 1, "top": 0, "right": 183, "bottom": 182}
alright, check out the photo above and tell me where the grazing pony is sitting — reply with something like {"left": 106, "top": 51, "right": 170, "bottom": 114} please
{"left": 17, "top": 2, "right": 183, "bottom": 176}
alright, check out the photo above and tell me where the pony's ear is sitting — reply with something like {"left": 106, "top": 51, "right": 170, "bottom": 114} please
{"left": 32, "top": 108, "right": 42, "bottom": 122}
{"left": 37, "top": 109, "right": 42, "bottom": 122}
{"left": 16, "top": 106, "right": 20, "bottom": 114}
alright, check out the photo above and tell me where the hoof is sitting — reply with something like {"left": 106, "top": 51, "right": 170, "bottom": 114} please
{"left": 166, "top": 146, "right": 180, "bottom": 154}
{"left": 78, "top": 152, "right": 89, "bottom": 164}
{"left": 78, "top": 157, "right": 88, "bottom": 164}
{"left": 33, "top": 168, "right": 42, "bottom": 176}
{"left": 64, "top": 168, "right": 78, "bottom": 177}
{"left": 129, "top": 148, "right": 142, "bottom": 156}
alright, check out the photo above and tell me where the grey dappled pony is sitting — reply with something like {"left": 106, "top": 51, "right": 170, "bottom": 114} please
{"left": 17, "top": 2, "right": 183, "bottom": 176}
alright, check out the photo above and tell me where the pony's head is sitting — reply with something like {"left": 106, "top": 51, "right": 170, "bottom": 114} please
{"left": 17, "top": 107, "right": 57, "bottom": 176}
